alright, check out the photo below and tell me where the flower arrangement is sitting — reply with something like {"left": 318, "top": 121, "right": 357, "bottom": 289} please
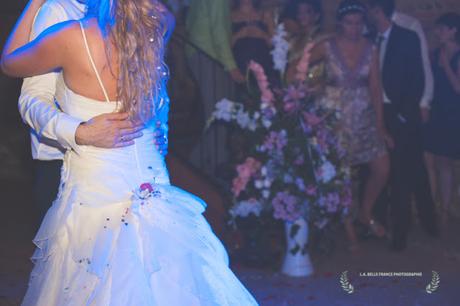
{"left": 209, "top": 44, "right": 352, "bottom": 237}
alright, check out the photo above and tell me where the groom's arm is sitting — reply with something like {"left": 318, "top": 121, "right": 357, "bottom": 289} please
{"left": 18, "top": 2, "right": 144, "bottom": 152}
{"left": 18, "top": 2, "right": 83, "bottom": 152}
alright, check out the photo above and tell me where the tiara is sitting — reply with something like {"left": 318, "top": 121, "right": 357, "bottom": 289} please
{"left": 337, "top": 4, "right": 366, "bottom": 15}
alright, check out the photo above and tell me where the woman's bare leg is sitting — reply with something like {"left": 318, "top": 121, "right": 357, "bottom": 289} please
{"left": 359, "top": 154, "right": 390, "bottom": 237}
{"left": 436, "top": 155, "right": 454, "bottom": 226}
{"left": 424, "top": 152, "right": 439, "bottom": 206}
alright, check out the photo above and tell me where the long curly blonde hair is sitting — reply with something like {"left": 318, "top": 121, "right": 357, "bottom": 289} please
{"left": 86, "top": 0, "right": 170, "bottom": 123}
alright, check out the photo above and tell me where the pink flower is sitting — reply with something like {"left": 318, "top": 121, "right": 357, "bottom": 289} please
{"left": 232, "top": 177, "right": 248, "bottom": 197}
{"left": 248, "top": 61, "right": 264, "bottom": 75}
{"left": 294, "top": 155, "right": 305, "bottom": 165}
{"left": 249, "top": 60, "right": 275, "bottom": 105}
{"left": 261, "top": 91, "right": 275, "bottom": 105}
{"left": 306, "top": 185, "right": 317, "bottom": 196}
{"left": 283, "top": 102, "right": 298, "bottom": 113}
{"left": 232, "top": 157, "right": 262, "bottom": 197}
{"left": 295, "top": 43, "right": 314, "bottom": 82}
{"left": 140, "top": 183, "right": 154, "bottom": 193}
{"left": 236, "top": 164, "right": 252, "bottom": 179}
{"left": 285, "top": 85, "right": 306, "bottom": 101}
{"left": 303, "top": 111, "right": 322, "bottom": 126}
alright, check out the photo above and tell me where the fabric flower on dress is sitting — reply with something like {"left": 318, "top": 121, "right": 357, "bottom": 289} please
{"left": 134, "top": 182, "right": 161, "bottom": 200}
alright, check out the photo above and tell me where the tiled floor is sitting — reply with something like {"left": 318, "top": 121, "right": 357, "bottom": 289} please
{"left": 1, "top": 179, "right": 459, "bottom": 306}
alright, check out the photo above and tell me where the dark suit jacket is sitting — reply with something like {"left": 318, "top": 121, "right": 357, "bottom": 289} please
{"left": 381, "top": 24, "right": 425, "bottom": 127}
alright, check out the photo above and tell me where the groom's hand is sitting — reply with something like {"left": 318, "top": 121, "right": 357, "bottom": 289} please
{"left": 75, "top": 112, "right": 144, "bottom": 148}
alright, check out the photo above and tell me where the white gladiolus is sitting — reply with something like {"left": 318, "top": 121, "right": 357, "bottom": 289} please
{"left": 271, "top": 23, "right": 290, "bottom": 74}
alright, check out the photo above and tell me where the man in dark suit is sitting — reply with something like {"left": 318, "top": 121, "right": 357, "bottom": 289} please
{"left": 367, "top": 0, "right": 438, "bottom": 251}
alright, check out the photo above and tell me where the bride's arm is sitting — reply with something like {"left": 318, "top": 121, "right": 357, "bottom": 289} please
{"left": 1, "top": 0, "right": 72, "bottom": 77}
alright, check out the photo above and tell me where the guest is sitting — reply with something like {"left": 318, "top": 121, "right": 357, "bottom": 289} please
{"left": 231, "top": 0, "right": 276, "bottom": 83}
{"left": 390, "top": 10, "right": 437, "bottom": 200}
{"left": 310, "top": 0, "right": 392, "bottom": 250}
{"left": 367, "top": 0, "right": 438, "bottom": 251}
{"left": 283, "top": 0, "right": 326, "bottom": 84}
{"left": 391, "top": 12, "right": 434, "bottom": 118}
{"left": 281, "top": 0, "right": 316, "bottom": 36}
{"left": 186, "top": 0, "right": 244, "bottom": 172}
{"left": 186, "top": 0, "right": 244, "bottom": 85}
{"left": 424, "top": 13, "right": 460, "bottom": 226}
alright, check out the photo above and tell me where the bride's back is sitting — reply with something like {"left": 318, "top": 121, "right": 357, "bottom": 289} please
{"left": 59, "top": 0, "right": 172, "bottom": 122}
{"left": 61, "top": 18, "right": 119, "bottom": 103}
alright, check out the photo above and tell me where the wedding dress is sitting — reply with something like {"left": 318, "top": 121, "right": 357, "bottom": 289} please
{"left": 21, "top": 22, "right": 258, "bottom": 306}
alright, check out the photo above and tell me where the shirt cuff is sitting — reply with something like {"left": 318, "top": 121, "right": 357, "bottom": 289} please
{"left": 55, "top": 114, "right": 84, "bottom": 155}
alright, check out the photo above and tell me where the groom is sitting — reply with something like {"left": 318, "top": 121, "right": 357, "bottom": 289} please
{"left": 19, "top": 0, "right": 169, "bottom": 223}
{"left": 367, "top": 0, "right": 438, "bottom": 251}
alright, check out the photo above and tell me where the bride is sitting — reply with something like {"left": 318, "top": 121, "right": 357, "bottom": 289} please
{"left": 1, "top": 0, "right": 258, "bottom": 305}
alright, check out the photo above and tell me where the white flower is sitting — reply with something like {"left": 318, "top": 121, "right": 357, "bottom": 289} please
{"left": 247, "top": 119, "right": 258, "bottom": 131}
{"left": 283, "top": 173, "right": 294, "bottom": 184}
{"left": 236, "top": 109, "right": 251, "bottom": 129}
{"left": 271, "top": 23, "right": 290, "bottom": 74}
{"left": 319, "top": 161, "right": 336, "bottom": 183}
{"left": 263, "top": 178, "right": 272, "bottom": 188}
{"left": 229, "top": 199, "right": 263, "bottom": 218}
{"left": 213, "top": 98, "right": 236, "bottom": 121}
{"left": 262, "top": 119, "right": 272, "bottom": 129}
{"left": 255, "top": 180, "right": 264, "bottom": 189}
{"left": 261, "top": 166, "right": 268, "bottom": 176}
{"left": 262, "top": 190, "right": 270, "bottom": 199}
{"left": 296, "top": 178, "right": 306, "bottom": 191}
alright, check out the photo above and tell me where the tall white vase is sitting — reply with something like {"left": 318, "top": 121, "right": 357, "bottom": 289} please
{"left": 281, "top": 217, "right": 314, "bottom": 277}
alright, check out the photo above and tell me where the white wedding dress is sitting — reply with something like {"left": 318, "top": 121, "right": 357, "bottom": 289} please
{"left": 22, "top": 23, "right": 258, "bottom": 306}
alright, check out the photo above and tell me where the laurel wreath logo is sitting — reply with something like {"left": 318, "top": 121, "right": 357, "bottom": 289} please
{"left": 425, "top": 271, "right": 440, "bottom": 294}
{"left": 340, "top": 271, "right": 354, "bottom": 294}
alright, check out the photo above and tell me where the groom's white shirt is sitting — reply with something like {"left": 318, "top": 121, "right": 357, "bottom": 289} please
{"left": 19, "top": 0, "right": 86, "bottom": 160}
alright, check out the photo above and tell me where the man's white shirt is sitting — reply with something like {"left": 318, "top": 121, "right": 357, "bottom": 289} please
{"left": 378, "top": 25, "right": 393, "bottom": 104}
{"left": 19, "top": 0, "right": 86, "bottom": 161}
{"left": 391, "top": 11, "right": 434, "bottom": 109}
